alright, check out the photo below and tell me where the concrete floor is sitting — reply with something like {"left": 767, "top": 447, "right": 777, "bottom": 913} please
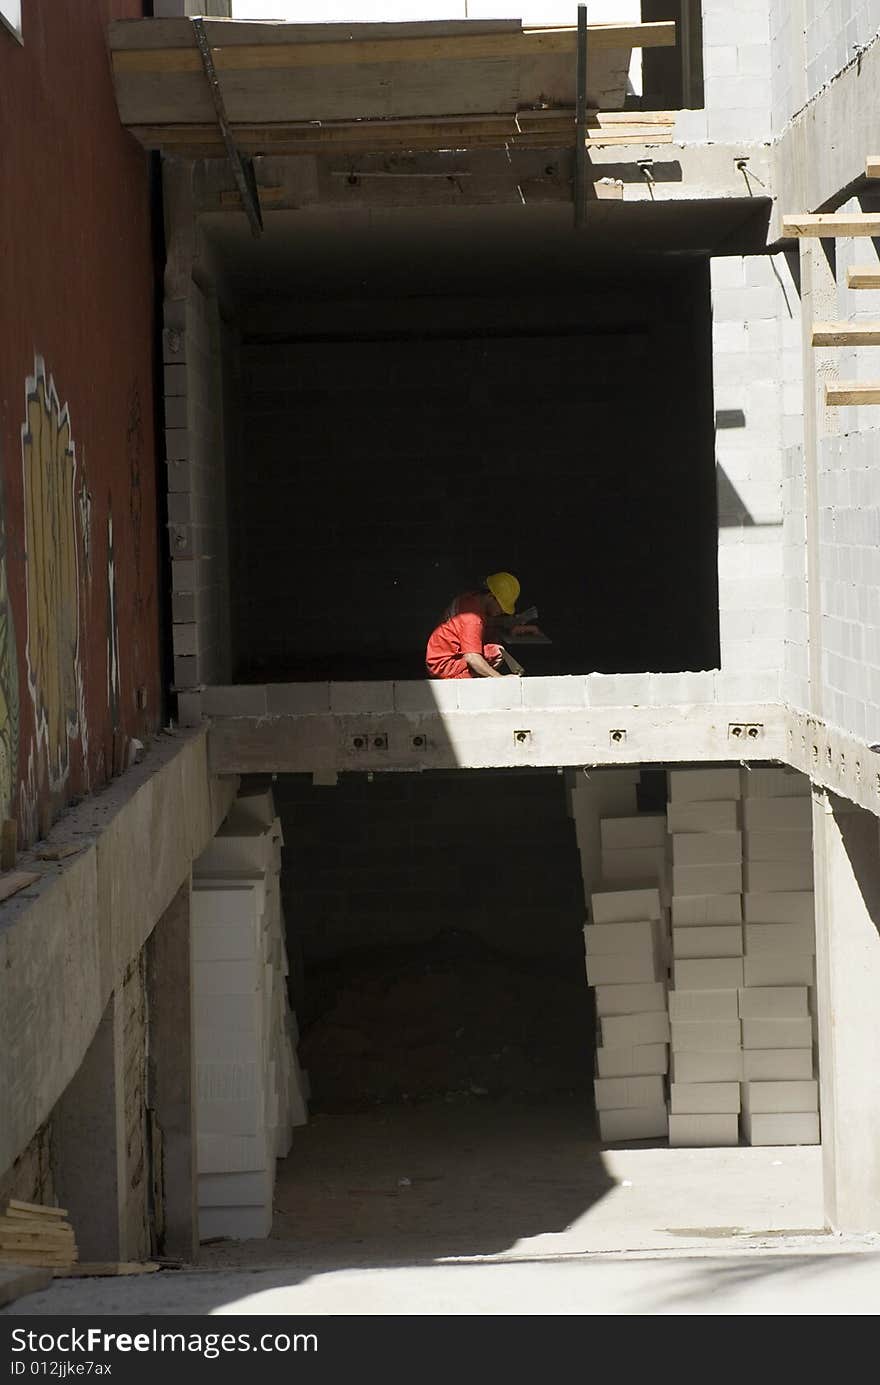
{"left": 5, "top": 1096, "right": 859, "bottom": 1315}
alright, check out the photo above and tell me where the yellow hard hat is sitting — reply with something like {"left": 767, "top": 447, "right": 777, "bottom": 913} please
{"left": 486, "top": 571, "right": 520, "bottom": 615}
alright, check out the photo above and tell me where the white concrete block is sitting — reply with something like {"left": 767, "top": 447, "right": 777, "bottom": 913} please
{"left": 673, "top": 863, "right": 743, "bottom": 897}
{"left": 670, "top": 1019, "right": 742, "bottom": 1052}
{"left": 649, "top": 672, "right": 716, "bottom": 705}
{"left": 198, "top": 1204, "right": 272, "bottom": 1241}
{"left": 594, "top": 982, "right": 667, "bottom": 1017}
{"left": 198, "top": 1169, "right": 273, "bottom": 1207}
{"left": 598, "top": 1105, "right": 668, "bottom": 1142}
{"left": 196, "top": 1025, "right": 263, "bottom": 1062}
{"left": 670, "top": 1082, "right": 740, "bottom": 1115}
{"left": 591, "top": 887, "right": 662, "bottom": 923}
{"left": 741, "top": 767, "right": 810, "bottom": 798}
{"left": 393, "top": 680, "right": 460, "bottom": 712}
{"left": 672, "top": 832, "right": 742, "bottom": 866}
{"left": 743, "top": 889, "right": 814, "bottom": 925}
{"left": 587, "top": 672, "right": 651, "bottom": 706}
{"left": 674, "top": 958, "right": 745, "bottom": 990}
{"left": 600, "top": 815, "right": 666, "bottom": 850}
{"left": 667, "top": 801, "right": 740, "bottom": 834}
{"left": 741, "top": 1080, "right": 818, "bottom": 1114}
{"left": 521, "top": 675, "right": 589, "bottom": 709}
{"left": 594, "top": 1075, "right": 666, "bottom": 1111}
{"left": 744, "top": 922, "right": 815, "bottom": 955}
{"left": 329, "top": 681, "right": 395, "bottom": 714}
{"left": 742, "top": 1049, "right": 814, "bottom": 1081}
{"left": 671, "top": 1051, "right": 743, "bottom": 1083}
{"left": 672, "top": 894, "right": 743, "bottom": 926}
{"left": 197, "top": 1098, "right": 264, "bottom": 1136}
{"left": 743, "top": 954, "right": 815, "bottom": 987}
{"left": 595, "top": 1044, "right": 668, "bottom": 1078}
{"left": 585, "top": 950, "right": 662, "bottom": 986}
{"left": 742, "top": 797, "right": 813, "bottom": 832}
{"left": 192, "top": 883, "right": 264, "bottom": 926}
{"left": 601, "top": 846, "right": 668, "bottom": 885}
{"left": 203, "top": 685, "right": 268, "bottom": 717}
{"left": 744, "top": 858, "right": 814, "bottom": 892}
{"left": 668, "top": 1113, "right": 740, "bottom": 1147}
{"left": 193, "top": 960, "right": 262, "bottom": 996}
{"left": 266, "top": 682, "right": 331, "bottom": 715}
{"left": 738, "top": 986, "right": 808, "bottom": 1019}
{"left": 673, "top": 926, "right": 743, "bottom": 959}
{"left": 741, "top": 1017, "right": 813, "bottom": 1049}
{"left": 196, "top": 1061, "right": 265, "bottom": 1104}
{"left": 600, "top": 1011, "right": 671, "bottom": 1048}
{"left": 194, "top": 990, "right": 263, "bottom": 1036}
{"left": 743, "top": 829, "right": 813, "bottom": 861}
{"left": 668, "top": 989, "right": 739, "bottom": 1021}
{"left": 193, "top": 923, "right": 260, "bottom": 962}
{"left": 668, "top": 768, "right": 742, "bottom": 802}
{"left": 584, "top": 920, "right": 660, "bottom": 955}
{"left": 741, "top": 1111, "right": 819, "bottom": 1146}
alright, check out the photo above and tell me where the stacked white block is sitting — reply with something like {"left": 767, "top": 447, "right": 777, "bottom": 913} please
{"left": 587, "top": 886, "right": 669, "bottom": 1142}
{"left": 666, "top": 768, "right": 743, "bottom": 1146}
{"left": 739, "top": 768, "right": 818, "bottom": 1145}
{"left": 193, "top": 790, "right": 309, "bottom": 1240}
{"left": 599, "top": 813, "right": 670, "bottom": 900}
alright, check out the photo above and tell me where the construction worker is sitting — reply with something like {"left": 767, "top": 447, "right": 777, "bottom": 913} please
{"left": 425, "top": 572, "right": 537, "bottom": 679}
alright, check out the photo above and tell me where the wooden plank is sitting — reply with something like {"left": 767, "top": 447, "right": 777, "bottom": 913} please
{"left": 866, "top": 156, "right": 880, "bottom": 179}
{"left": 7, "top": 1201, "right": 69, "bottom": 1220}
{"left": 0, "top": 871, "right": 41, "bottom": 903}
{"left": 847, "top": 267, "right": 880, "bottom": 289}
{"left": 107, "top": 18, "right": 524, "bottom": 52}
{"left": 782, "top": 213, "right": 880, "bottom": 238}
{"left": 0, "top": 820, "right": 16, "bottom": 871}
{"left": 825, "top": 382, "right": 880, "bottom": 405}
{"left": 110, "top": 22, "right": 676, "bottom": 74}
{"left": 812, "top": 322, "right": 880, "bottom": 346}
{"left": 0, "top": 1251, "right": 75, "bottom": 1268}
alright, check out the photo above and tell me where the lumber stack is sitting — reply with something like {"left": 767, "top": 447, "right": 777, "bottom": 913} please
{"left": 0, "top": 1201, "right": 77, "bottom": 1270}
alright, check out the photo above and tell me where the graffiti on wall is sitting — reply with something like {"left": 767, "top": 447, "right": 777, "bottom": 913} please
{"left": 20, "top": 359, "right": 90, "bottom": 831}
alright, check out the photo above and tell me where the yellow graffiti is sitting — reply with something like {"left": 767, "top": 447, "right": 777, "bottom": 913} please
{"left": 21, "top": 360, "right": 83, "bottom": 794}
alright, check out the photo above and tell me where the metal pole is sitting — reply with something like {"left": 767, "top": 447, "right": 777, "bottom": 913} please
{"left": 574, "top": 4, "right": 588, "bottom": 229}
{"left": 192, "top": 17, "right": 263, "bottom": 239}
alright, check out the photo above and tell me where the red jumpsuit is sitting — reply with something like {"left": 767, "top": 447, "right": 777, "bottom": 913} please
{"left": 425, "top": 592, "right": 505, "bottom": 679}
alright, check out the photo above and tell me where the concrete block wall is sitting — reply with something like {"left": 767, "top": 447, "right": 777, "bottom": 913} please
{"left": 782, "top": 442, "right": 810, "bottom": 712}
{"left": 770, "top": 0, "right": 880, "bottom": 134}
{"left": 711, "top": 253, "right": 802, "bottom": 703}
{"left": 165, "top": 282, "right": 233, "bottom": 691}
{"left": 682, "top": 0, "right": 773, "bottom": 144}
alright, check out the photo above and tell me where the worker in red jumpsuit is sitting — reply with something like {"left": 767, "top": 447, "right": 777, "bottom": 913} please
{"left": 425, "top": 572, "right": 536, "bottom": 679}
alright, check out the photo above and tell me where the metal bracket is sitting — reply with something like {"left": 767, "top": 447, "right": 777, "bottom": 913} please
{"left": 573, "top": 4, "right": 588, "bottom": 230}
{"left": 192, "top": 17, "right": 263, "bottom": 239}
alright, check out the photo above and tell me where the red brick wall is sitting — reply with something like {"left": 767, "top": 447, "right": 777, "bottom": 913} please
{"left": 0, "top": 1, "right": 161, "bottom": 841}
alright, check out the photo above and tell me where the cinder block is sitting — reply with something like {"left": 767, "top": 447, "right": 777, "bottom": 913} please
{"left": 594, "top": 1075, "right": 666, "bottom": 1111}
{"left": 198, "top": 1204, "right": 272, "bottom": 1240}
{"left": 600, "top": 815, "right": 667, "bottom": 850}
{"left": 741, "top": 1111, "right": 819, "bottom": 1146}
{"left": 521, "top": 675, "right": 588, "bottom": 709}
{"left": 672, "top": 831, "right": 743, "bottom": 867}
{"left": 598, "top": 1105, "right": 668, "bottom": 1142}
{"left": 670, "top": 1018, "right": 742, "bottom": 1052}
{"left": 330, "top": 681, "right": 395, "bottom": 714}
{"left": 191, "top": 884, "right": 265, "bottom": 925}
{"left": 203, "top": 685, "right": 268, "bottom": 717}
{"left": 668, "top": 1113, "right": 740, "bottom": 1147}
{"left": 649, "top": 672, "right": 716, "bottom": 705}
{"left": 584, "top": 920, "right": 660, "bottom": 955}
{"left": 744, "top": 922, "right": 815, "bottom": 955}
{"left": 742, "top": 1049, "right": 814, "bottom": 1081}
{"left": 176, "top": 690, "right": 203, "bottom": 727}
{"left": 737, "top": 986, "right": 808, "bottom": 1019}
{"left": 600, "top": 1011, "right": 671, "bottom": 1048}
{"left": 671, "top": 1051, "right": 743, "bottom": 1083}
{"left": 743, "top": 829, "right": 813, "bottom": 861}
{"left": 673, "top": 926, "right": 743, "bottom": 959}
{"left": 669, "top": 768, "right": 742, "bottom": 803}
{"left": 585, "top": 950, "right": 662, "bottom": 986}
{"left": 194, "top": 990, "right": 263, "bottom": 1035}
{"left": 587, "top": 673, "right": 651, "bottom": 706}
{"left": 601, "top": 845, "right": 668, "bottom": 885}
{"left": 193, "top": 960, "right": 262, "bottom": 997}
{"left": 741, "top": 767, "right": 810, "bottom": 798}
{"left": 591, "top": 887, "right": 662, "bottom": 923}
{"left": 594, "top": 981, "right": 667, "bottom": 1017}
{"left": 744, "top": 892, "right": 814, "bottom": 925}
{"left": 741, "top": 1017, "right": 813, "bottom": 1049}
{"left": 742, "top": 797, "right": 813, "bottom": 832}
{"left": 266, "top": 683, "right": 331, "bottom": 715}
{"left": 673, "top": 863, "right": 743, "bottom": 896}
{"left": 197, "top": 1097, "right": 264, "bottom": 1137}
{"left": 197, "top": 1132, "right": 270, "bottom": 1174}
{"left": 193, "top": 922, "right": 260, "bottom": 962}
{"left": 669, "top": 988, "right": 739, "bottom": 1021}
{"left": 670, "top": 1082, "right": 740, "bottom": 1115}
{"left": 741, "top": 1080, "right": 818, "bottom": 1114}
{"left": 667, "top": 801, "right": 740, "bottom": 834}
{"left": 595, "top": 1044, "right": 668, "bottom": 1078}
{"left": 743, "top": 954, "right": 814, "bottom": 987}
{"left": 198, "top": 1169, "right": 273, "bottom": 1208}
{"left": 674, "top": 957, "right": 744, "bottom": 990}
{"left": 196, "top": 1061, "right": 264, "bottom": 1103}
{"left": 744, "top": 859, "right": 814, "bottom": 892}
{"left": 672, "top": 894, "right": 743, "bottom": 926}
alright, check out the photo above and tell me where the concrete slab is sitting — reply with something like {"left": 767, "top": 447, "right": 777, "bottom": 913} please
{"left": 0, "top": 1265, "right": 51, "bottom": 1310}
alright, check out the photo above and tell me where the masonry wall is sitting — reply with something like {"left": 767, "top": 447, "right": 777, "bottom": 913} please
{"left": 0, "top": 0, "right": 162, "bottom": 844}
{"left": 771, "top": 0, "right": 880, "bottom": 135}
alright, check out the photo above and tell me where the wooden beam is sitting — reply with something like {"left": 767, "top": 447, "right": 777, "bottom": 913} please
{"left": 110, "top": 21, "right": 676, "bottom": 75}
{"left": 847, "top": 267, "right": 880, "bottom": 289}
{"left": 782, "top": 213, "right": 880, "bottom": 238}
{"left": 825, "top": 382, "right": 880, "bottom": 405}
{"left": 866, "top": 156, "right": 880, "bottom": 179}
{"left": 812, "top": 322, "right": 880, "bottom": 346}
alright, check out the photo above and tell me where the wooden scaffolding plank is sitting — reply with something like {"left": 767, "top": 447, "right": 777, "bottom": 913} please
{"left": 110, "top": 22, "right": 676, "bottom": 74}
{"left": 782, "top": 213, "right": 880, "bottom": 238}
{"left": 847, "top": 267, "right": 880, "bottom": 289}
{"left": 865, "top": 156, "right": 880, "bottom": 179}
{"left": 825, "top": 382, "right": 880, "bottom": 405}
{"left": 107, "top": 18, "right": 524, "bottom": 52}
{"left": 812, "top": 322, "right": 880, "bottom": 346}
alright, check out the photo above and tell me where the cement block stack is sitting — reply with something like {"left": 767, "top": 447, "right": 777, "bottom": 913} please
{"left": 587, "top": 886, "right": 670, "bottom": 1142}
{"left": 739, "top": 768, "right": 819, "bottom": 1145}
{"left": 192, "top": 788, "right": 309, "bottom": 1239}
{"left": 666, "top": 768, "right": 744, "bottom": 1147}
